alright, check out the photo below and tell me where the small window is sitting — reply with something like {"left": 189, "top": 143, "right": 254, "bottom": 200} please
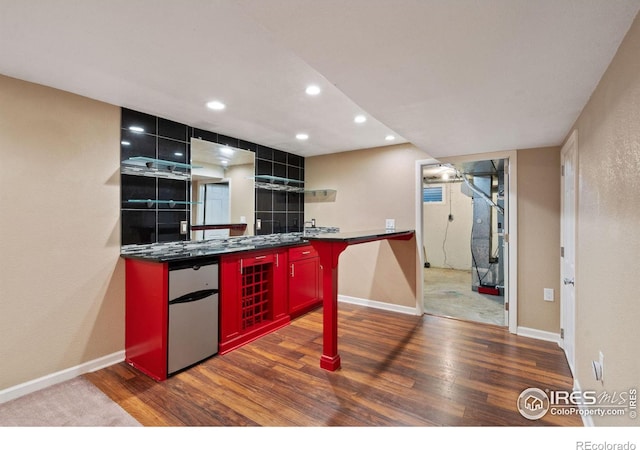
{"left": 423, "top": 186, "right": 444, "bottom": 204}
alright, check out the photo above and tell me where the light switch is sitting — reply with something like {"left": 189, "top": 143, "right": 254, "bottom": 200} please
{"left": 543, "top": 288, "right": 554, "bottom": 302}
{"left": 385, "top": 219, "right": 395, "bottom": 230}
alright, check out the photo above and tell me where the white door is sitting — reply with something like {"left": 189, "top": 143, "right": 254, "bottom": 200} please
{"left": 560, "top": 130, "right": 577, "bottom": 374}
{"left": 204, "top": 182, "right": 230, "bottom": 239}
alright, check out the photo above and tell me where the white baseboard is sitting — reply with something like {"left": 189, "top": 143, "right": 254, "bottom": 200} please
{"left": 573, "top": 378, "right": 595, "bottom": 427}
{"left": 516, "top": 326, "right": 561, "bottom": 344}
{"left": 0, "top": 350, "right": 125, "bottom": 404}
{"left": 338, "top": 295, "right": 420, "bottom": 316}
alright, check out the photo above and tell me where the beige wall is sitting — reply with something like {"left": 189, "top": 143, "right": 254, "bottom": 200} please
{"left": 423, "top": 182, "right": 473, "bottom": 270}
{"left": 567, "top": 12, "right": 640, "bottom": 426}
{"left": 305, "top": 144, "right": 425, "bottom": 308}
{"left": 516, "top": 147, "right": 562, "bottom": 332}
{"left": 0, "top": 75, "right": 123, "bottom": 390}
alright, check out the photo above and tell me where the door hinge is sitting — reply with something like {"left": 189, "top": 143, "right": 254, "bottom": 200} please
{"left": 560, "top": 328, "right": 564, "bottom": 339}
{"left": 561, "top": 246, "right": 564, "bottom": 258}
{"left": 504, "top": 302, "right": 509, "bottom": 311}
{"left": 561, "top": 165, "right": 565, "bottom": 177}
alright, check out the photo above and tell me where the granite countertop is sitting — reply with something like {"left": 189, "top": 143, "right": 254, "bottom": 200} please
{"left": 120, "top": 227, "right": 340, "bottom": 262}
{"left": 304, "top": 228, "right": 415, "bottom": 244}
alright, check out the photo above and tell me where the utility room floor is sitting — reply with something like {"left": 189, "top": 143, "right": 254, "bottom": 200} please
{"left": 423, "top": 267, "right": 506, "bottom": 326}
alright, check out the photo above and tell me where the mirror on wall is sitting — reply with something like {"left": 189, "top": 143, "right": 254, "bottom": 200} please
{"left": 190, "top": 138, "right": 255, "bottom": 240}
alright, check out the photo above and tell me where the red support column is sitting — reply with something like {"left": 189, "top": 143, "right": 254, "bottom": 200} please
{"left": 311, "top": 240, "right": 348, "bottom": 371}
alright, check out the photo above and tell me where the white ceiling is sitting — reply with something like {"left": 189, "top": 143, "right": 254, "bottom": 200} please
{"left": 1, "top": 0, "right": 638, "bottom": 159}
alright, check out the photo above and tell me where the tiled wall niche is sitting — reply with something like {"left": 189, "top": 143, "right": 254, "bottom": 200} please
{"left": 121, "top": 108, "right": 305, "bottom": 245}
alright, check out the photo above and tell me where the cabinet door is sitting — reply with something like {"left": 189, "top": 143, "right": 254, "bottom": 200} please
{"left": 289, "top": 256, "right": 320, "bottom": 316}
{"left": 220, "top": 255, "right": 241, "bottom": 343}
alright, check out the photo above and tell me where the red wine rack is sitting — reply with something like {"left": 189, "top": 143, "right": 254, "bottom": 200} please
{"left": 240, "top": 263, "right": 272, "bottom": 330}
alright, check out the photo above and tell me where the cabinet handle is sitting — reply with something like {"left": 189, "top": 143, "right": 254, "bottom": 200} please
{"left": 169, "top": 289, "right": 218, "bottom": 305}
{"left": 302, "top": 251, "right": 311, "bottom": 255}
{"left": 239, "top": 259, "right": 243, "bottom": 274}
{"left": 276, "top": 253, "right": 279, "bottom": 267}
{"left": 255, "top": 255, "right": 267, "bottom": 260}
{"left": 290, "top": 263, "right": 295, "bottom": 277}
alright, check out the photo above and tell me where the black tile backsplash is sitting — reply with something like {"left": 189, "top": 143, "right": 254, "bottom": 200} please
{"left": 274, "top": 191, "right": 287, "bottom": 212}
{"left": 158, "top": 210, "right": 190, "bottom": 243}
{"left": 217, "top": 134, "right": 239, "bottom": 148}
{"left": 273, "top": 162, "right": 287, "bottom": 179}
{"left": 157, "top": 138, "right": 188, "bottom": 164}
{"left": 256, "top": 145, "right": 273, "bottom": 161}
{"left": 122, "top": 108, "right": 157, "bottom": 136}
{"left": 120, "top": 129, "right": 155, "bottom": 160}
{"left": 158, "top": 178, "right": 187, "bottom": 208}
{"left": 121, "top": 210, "right": 157, "bottom": 244}
{"left": 273, "top": 149, "right": 288, "bottom": 164}
{"left": 121, "top": 107, "right": 305, "bottom": 244}
{"left": 121, "top": 174, "right": 156, "bottom": 210}
{"left": 192, "top": 128, "right": 217, "bottom": 143}
{"left": 256, "top": 189, "right": 273, "bottom": 212}
{"left": 158, "top": 117, "right": 188, "bottom": 141}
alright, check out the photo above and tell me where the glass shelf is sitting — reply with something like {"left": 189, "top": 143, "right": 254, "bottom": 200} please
{"left": 254, "top": 181, "right": 305, "bottom": 193}
{"left": 304, "top": 189, "right": 337, "bottom": 197}
{"left": 125, "top": 157, "right": 200, "bottom": 170}
{"left": 304, "top": 189, "right": 337, "bottom": 202}
{"left": 127, "top": 199, "right": 203, "bottom": 208}
{"left": 121, "top": 157, "right": 202, "bottom": 181}
{"left": 252, "top": 175, "right": 303, "bottom": 184}
{"left": 250, "top": 175, "right": 305, "bottom": 193}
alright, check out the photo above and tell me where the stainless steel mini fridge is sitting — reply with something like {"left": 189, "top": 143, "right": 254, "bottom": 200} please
{"left": 167, "top": 258, "right": 219, "bottom": 375}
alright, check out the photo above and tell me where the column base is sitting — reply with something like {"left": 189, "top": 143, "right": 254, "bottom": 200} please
{"left": 320, "top": 354, "right": 341, "bottom": 371}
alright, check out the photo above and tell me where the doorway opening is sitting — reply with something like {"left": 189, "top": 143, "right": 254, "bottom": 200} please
{"left": 421, "top": 159, "right": 508, "bottom": 327}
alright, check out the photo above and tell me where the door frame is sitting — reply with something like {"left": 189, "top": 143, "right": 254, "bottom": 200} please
{"left": 415, "top": 153, "right": 518, "bottom": 333}
{"left": 560, "top": 129, "right": 578, "bottom": 375}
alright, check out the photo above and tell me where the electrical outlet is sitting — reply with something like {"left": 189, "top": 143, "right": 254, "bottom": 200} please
{"left": 179, "top": 220, "right": 188, "bottom": 235}
{"left": 385, "top": 218, "right": 395, "bottom": 230}
{"left": 256, "top": 218, "right": 262, "bottom": 230}
{"left": 543, "top": 288, "right": 554, "bottom": 302}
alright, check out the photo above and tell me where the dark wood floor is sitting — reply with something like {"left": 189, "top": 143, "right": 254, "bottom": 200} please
{"left": 85, "top": 303, "right": 583, "bottom": 426}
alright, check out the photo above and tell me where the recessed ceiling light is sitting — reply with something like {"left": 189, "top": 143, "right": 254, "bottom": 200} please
{"left": 128, "top": 126, "right": 144, "bottom": 133}
{"left": 206, "top": 100, "right": 226, "bottom": 110}
{"left": 305, "top": 85, "right": 321, "bottom": 96}
{"left": 354, "top": 115, "right": 367, "bottom": 124}
{"left": 296, "top": 133, "right": 309, "bottom": 140}
{"left": 385, "top": 135, "right": 395, "bottom": 141}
